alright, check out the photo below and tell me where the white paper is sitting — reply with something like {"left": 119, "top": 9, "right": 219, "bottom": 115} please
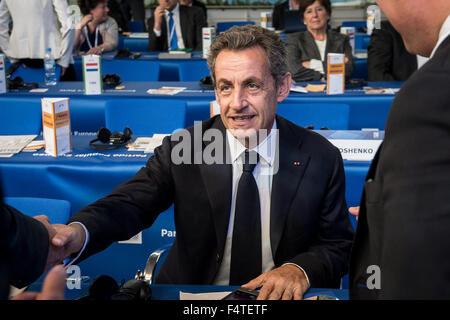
{"left": 290, "top": 85, "right": 308, "bottom": 93}
{"left": 147, "top": 87, "right": 186, "bottom": 95}
{"left": 179, "top": 291, "right": 232, "bottom": 300}
{"left": 0, "top": 135, "right": 37, "bottom": 154}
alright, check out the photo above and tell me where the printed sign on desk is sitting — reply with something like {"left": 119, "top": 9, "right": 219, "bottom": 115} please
{"left": 202, "top": 27, "right": 216, "bottom": 59}
{"left": 82, "top": 55, "right": 102, "bottom": 95}
{"left": 327, "top": 53, "right": 345, "bottom": 95}
{"left": 41, "top": 98, "right": 72, "bottom": 157}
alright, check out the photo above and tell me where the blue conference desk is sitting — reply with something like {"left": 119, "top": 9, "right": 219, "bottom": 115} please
{"left": 0, "top": 81, "right": 401, "bottom": 135}
{"left": 1, "top": 133, "right": 367, "bottom": 283}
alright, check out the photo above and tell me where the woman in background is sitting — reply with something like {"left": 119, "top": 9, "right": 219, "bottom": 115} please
{"left": 74, "top": 0, "right": 119, "bottom": 55}
{"left": 286, "top": 0, "right": 354, "bottom": 82}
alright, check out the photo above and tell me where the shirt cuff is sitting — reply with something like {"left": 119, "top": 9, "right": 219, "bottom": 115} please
{"left": 63, "top": 222, "right": 89, "bottom": 268}
{"left": 282, "top": 262, "right": 311, "bottom": 288}
{"left": 153, "top": 28, "right": 161, "bottom": 37}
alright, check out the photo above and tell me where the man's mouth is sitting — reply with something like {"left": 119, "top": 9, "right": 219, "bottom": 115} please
{"left": 230, "top": 115, "right": 255, "bottom": 121}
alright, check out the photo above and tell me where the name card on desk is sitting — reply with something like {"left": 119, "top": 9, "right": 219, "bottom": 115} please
{"left": 41, "top": 98, "right": 72, "bottom": 157}
{"left": 202, "top": 27, "right": 216, "bottom": 58}
{"left": 330, "top": 139, "right": 382, "bottom": 161}
{"left": 0, "top": 54, "right": 6, "bottom": 93}
{"left": 327, "top": 53, "right": 345, "bottom": 95}
{"left": 82, "top": 55, "right": 102, "bottom": 95}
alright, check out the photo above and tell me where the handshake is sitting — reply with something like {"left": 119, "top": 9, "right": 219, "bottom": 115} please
{"left": 34, "top": 215, "right": 87, "bottom": 272}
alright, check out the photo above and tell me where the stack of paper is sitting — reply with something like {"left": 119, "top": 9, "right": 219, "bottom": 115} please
{"left": 0, "top": 135, "right": 37, "bottom": 157}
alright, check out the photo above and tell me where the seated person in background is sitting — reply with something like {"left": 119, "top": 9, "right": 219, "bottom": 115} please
{"left": 367, "top": 20, "right": 428, "bottom": 81}
{"left": 286, "top": 0, "right": 354, "bottom": 82}
{"left": 179, "top": 0, "right": 207, "bottom": 22}
{"left": 272, "top": 0, "right": 301, "bottom": 31}
{"left": 107, "top": 0, "right": 131, "bottom": 33}
{"left": 147, "top": 0, "right": 206, "bottom": 51}
{"left": 0, "top": 0, "right": 75, "bottom": 81}
{"left": 48, "top": 25, "right": 354, "bottom": 300}
{"left": 74, "top": 0, "right": 119, "bottom": 55}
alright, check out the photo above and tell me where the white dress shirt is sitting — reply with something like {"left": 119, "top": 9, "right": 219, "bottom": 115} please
{"left": 153, "top": 3, "right": 185, "bottom": 49}
{"left": 213, "top": 120, "right": 310, "bottom": 286}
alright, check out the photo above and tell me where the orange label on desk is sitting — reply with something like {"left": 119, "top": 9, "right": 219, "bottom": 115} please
{"left": 327, "top": 53, "right": 345, "bottom": 95}
{"left": 41, "top": 98, "right": 72, "bottom": 157}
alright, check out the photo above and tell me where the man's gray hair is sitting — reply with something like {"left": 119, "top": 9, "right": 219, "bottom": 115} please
{"left": 207, "top": 25, "right": 288, "bottom": 87}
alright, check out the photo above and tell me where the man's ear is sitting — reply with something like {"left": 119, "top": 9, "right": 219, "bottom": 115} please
{"left": 276, "top": 72, "right": 291, "bottom": 103}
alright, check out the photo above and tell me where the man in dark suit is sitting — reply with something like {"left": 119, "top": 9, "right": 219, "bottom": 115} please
{"left": 50, "top": 25, "right": 353, "bottom": 300}
{"left": 367, "top": 20, "right": 418, "bottom": 81}
{"left": 350, "top": 0, "right": 450, "bottom": 299}
{"left": 0, "top": 183, "right": 66, "bottom": 299}
{"left": 147, "top": 0, "right": 206, "bottom": 51}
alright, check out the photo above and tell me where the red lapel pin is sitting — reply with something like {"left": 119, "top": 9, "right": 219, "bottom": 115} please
{"left": 293, "top": 161, "right": 301, "bottom": 166}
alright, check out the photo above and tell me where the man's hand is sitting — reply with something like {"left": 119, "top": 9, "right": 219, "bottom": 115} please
{"left": 242, "top": 264, "right": 310, "bottom": 300}
{"left": 50, "top": 223, "right": 86, "bottom": 263}
{"left": 33, "top": 215, "right": 65, "bottom": 272}
{"left": 349, "top": 206, "right": 360, "bottom": 221}
{"left": 13, "top": 265, "right": 66, "bottom": 300}
{"left": 153, "top": 5, "right": 165, "bottom": 31}
{"left": 86, "top": 46, "right": 104, "bottom": 55}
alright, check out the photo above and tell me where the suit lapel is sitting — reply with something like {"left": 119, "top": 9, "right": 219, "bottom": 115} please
{"left": 270, "top": 116, "right": 311, "bottom": 258}
{"left": 198, "top": 117, "right": 232, "bottom": 258}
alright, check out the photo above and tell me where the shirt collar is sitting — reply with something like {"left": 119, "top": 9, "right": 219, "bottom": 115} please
{"left": 430, "top": 14, "right": 450, "bottom": 58}
{"left": 226, "top": 120, "right": 278, "bottom": 167}
{"left": 166, "top": 3, "right": 180, "bottom": 16}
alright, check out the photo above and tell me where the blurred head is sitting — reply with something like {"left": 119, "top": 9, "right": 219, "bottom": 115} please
{"left": 207, "top": 25, "right": 291, "bottom": 145}
{"left": 300, "top": 0, "right": 331, "bottom": 33}
{"left": 157, "top": 0, "right": 179, "bottom": 11}
{"left": 78, "top": 0, "right": 109, "bottom": 23}
{"left": 376, "top": 0, "right": 450, "bottom": 56}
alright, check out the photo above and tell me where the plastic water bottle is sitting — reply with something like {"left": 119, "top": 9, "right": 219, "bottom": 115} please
{"left": 366, "top": 5, "right": 381, "bottom": 35}
{"left": 44, "top": 47, "right": 57, "bottom": 86}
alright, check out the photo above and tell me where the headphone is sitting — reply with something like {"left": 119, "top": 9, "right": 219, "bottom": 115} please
{"left": 89, "top": 127, "right": 132, "bottom": 150}
{"left": 102, "top": 73, "right": 121, "bottom": 88}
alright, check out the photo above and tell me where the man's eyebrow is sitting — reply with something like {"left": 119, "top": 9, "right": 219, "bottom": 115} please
{"left": 216, "top": 77, "right": 264, "bottom": 86}
{"left": 216, "top": 79, "right": 233, "bottom": 86}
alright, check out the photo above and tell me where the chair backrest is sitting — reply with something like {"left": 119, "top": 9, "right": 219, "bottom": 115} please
{"left": 101, "top": 60, "right": 160, "bottom": 81}
{"left": 3, "top": 197, "right": 71, "bottom": 224}
{"left": 276, "top": 103, "right": 350, "bottom": 130}
{"left": 341, "top": 20, "right": 366, "bottom": 30}
{"left": 178, "top": 60, "right": 210, "bottom": 82}
{"left": 216, "top": 21, "right": 255, "bottom": 33}
{"left": 9, "top": 64, "right": 61, "bottom": 83}
{"left": 105, "top": 98, "right": 187, "bottom": 135}
{"left": 0, "top": 97, "right": 42, "bottom": 134}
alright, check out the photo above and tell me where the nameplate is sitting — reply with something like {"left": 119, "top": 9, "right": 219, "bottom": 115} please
{"left": 329, "top": 139, "right": 382, "bottom": 161}
{"left": 158, "top": 52, "right": 192, "bottom": 59}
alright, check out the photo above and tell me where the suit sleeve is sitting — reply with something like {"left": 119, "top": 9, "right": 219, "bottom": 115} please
{"left": 52, "top": 0, "right": 75, "bottom": 68}
{"left": 343, "top": 35, "right": 355, "bottom": 79}
{"left": 286, "top": 34, "right": 323, "bottom": 82}
{"left": 67, "top": 136, "right": 175, "bottom": 262}
{"left": 0, "top": 203, "right": 49, "bottom": 289}
{"left": 367, "top": 27, "right": 395, "bottom": 81}
{"left": 147, "top": 12, "right": 165, "bottom": 51}
{"left": 288, "top": 147, "right": 354, "bottom": 288}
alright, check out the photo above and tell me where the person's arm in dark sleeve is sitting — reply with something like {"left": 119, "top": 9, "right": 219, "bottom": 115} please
{"left": 367, "top": 27, "right": 395, "bottom": 81}
{"left": 286, "top": 33, "right": 322, "bottom": 82}
{"left": 0, "top": 203, "right": 49, "bottom": 289}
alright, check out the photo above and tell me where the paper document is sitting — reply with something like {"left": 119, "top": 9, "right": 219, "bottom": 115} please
{"left": 179, "top": 291, "right": 232, "bottom": 300}
{"left": 147, "top": 86, "right": 186, "bottom": 95}
{"left": 0, "top": 135, "right": 37, "bottom": 154}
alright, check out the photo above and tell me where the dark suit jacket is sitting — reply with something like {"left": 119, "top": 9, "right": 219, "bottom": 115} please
{"left": 192, "top": 0, "right": 207, "bottom": 22}
{"left": 0, "top": 200, "right": 49, "bottom": 299}
{"left": 350, "top": 36, "right": 450, "bottom": 299}
{"left": 367, "top": 20, "right": 417, "bottom": 81}
{"left": 286, "top": 29, "right": 355, "bottom": 82}
{"left": 147, "top": 5, "right": 206, "bottom": 51}
{"left": 69, "top": 115, "right": 354, "bottom": 288}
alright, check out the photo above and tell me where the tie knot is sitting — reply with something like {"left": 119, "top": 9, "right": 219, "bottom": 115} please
{"left": 168, "top": 11, "right": 173, "bottom": 18}
{"left": 242, "top": 150, "right": 259, "bottom": 173}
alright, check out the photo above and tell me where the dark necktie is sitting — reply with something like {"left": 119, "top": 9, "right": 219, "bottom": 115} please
{"left": 229, "top": 150, "right": 262, "bottom": 285}
{"left": 168, "top": 11, "right": 178, "bottom": 50}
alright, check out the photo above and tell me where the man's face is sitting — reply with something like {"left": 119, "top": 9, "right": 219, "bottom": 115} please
{"left": 158, "top": 0, "right": 178, "bottom": 11}
{"left": 214, "top": 46, "right": 290, "bottom": 144}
